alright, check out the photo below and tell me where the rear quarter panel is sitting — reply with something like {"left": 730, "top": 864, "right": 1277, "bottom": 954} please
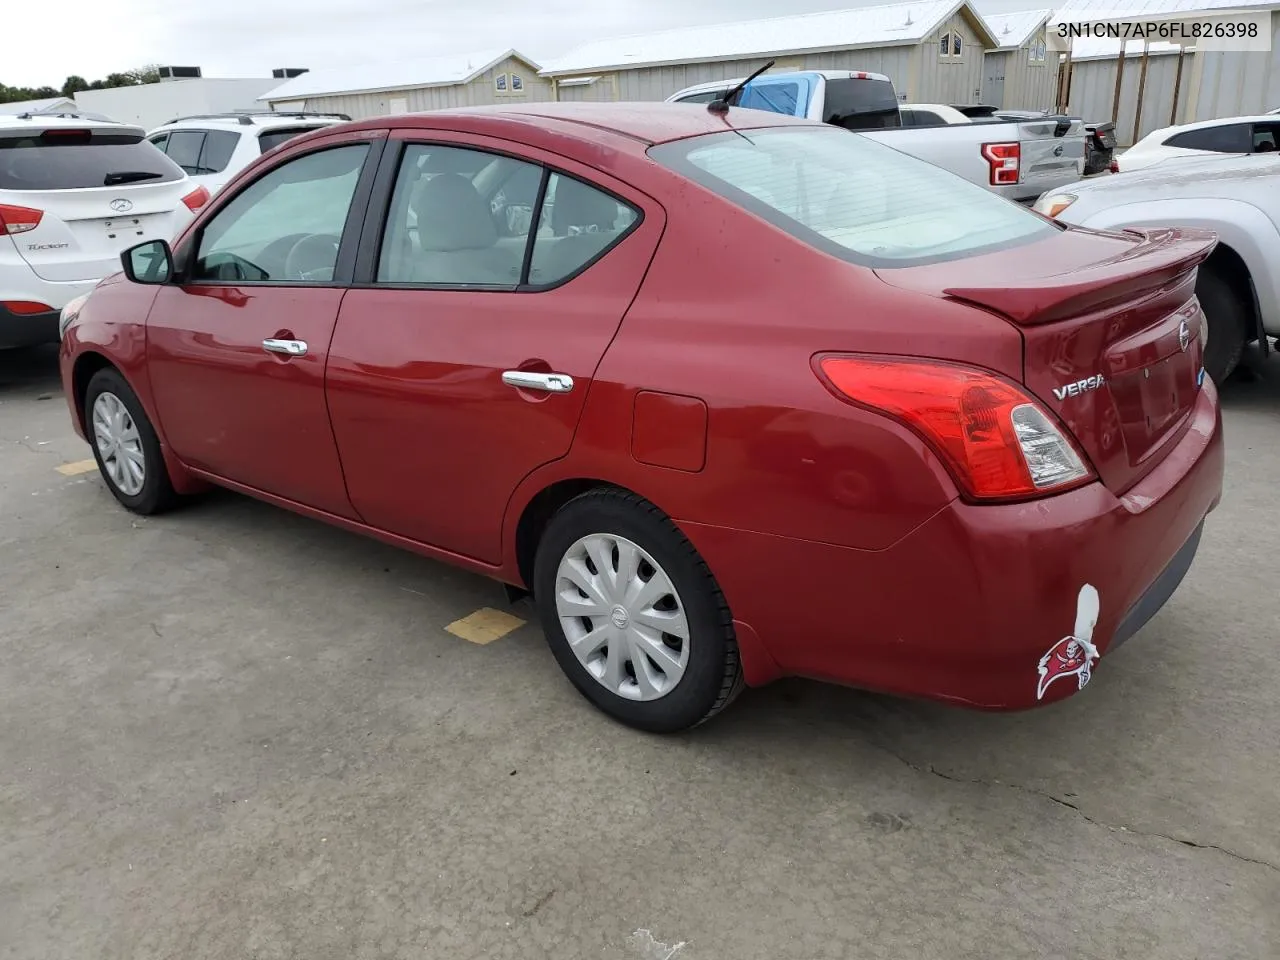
{"left": 1070, "top": 197, "right": 1280, "bottom": 335}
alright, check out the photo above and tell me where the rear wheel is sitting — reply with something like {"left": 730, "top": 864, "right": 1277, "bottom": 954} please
{"left": 84, "top": 367, "right": 177, "bottom": 515}
{"left": 1196, "top": 266, "right": 1250, "bottom": 385}
{"left": 532, "top": 489, "right": 744, "bottom": 733}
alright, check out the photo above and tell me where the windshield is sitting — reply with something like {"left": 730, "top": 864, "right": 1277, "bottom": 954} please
{"left": 0, "top": 131, "right": 183, "bottom": 190}
{"left": 649, "top": 126, "right": 1056, "bottom": 268}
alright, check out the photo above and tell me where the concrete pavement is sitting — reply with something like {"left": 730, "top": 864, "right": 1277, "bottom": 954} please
{"left": 2, "top": 344, "right": 1276, "bottom": 960}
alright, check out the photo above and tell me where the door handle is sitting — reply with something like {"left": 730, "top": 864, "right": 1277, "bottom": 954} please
{"left": 502, "top": 370, "right": 574, "bottom": 394}
{"left": 263, "top": 338, "right": 308, "bottom": 357}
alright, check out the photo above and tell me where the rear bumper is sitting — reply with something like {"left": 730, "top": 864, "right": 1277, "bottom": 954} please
{"left": 682, "top": 380, "right": 1224, "bottom": 708}
{"left": 0, "top": 303, "right": 60, "bottom": 349}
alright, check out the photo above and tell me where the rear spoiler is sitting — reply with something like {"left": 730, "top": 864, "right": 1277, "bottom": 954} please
{"left": 941, "top": 228, "right": 1218, "bottom": 325}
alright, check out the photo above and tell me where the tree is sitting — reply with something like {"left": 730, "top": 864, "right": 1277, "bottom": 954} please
{"left": 0, "top": 67, "right": 161, "bottom": 104}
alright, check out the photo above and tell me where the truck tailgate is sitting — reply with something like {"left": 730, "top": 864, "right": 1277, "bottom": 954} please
{"left": 1016, "top": 117, "right": 1087, "bottom": 195}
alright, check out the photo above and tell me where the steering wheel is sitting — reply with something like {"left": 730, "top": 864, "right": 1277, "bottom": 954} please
{"left": 283, "top": 233, "right": 341, "bottom": 282}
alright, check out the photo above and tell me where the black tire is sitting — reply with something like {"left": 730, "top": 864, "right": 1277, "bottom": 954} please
{"left": 1196, "top": 266, "right": 1250, "bottom": 385}
{"left": 532, "top": 488, "right": 744, "bottom": 734}
{"left": 83, "top": 367, "right": 178, "bottom": 515}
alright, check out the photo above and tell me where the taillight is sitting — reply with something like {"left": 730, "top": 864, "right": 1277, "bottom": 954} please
{"left": 182, "top": 186, "right": 211, "bottom": 212}
{"left": 0, "top": 203, "right": 44, "bottom": 235}
{"left": 816, "top": 355, "right": 1095, "bottom": 502}
{"left": 1109, "top": 159, "right": 1120, "bottom": 174}
{"left": 982, "top": 142, "right": 1020, "bottom": 186}
{"left": 2, "top": 300, "right": 55, "bottom": 314}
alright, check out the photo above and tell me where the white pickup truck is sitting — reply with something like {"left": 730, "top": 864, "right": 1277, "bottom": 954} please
{"left": 666, "top": 70, "right": 1087, "bottom": 204}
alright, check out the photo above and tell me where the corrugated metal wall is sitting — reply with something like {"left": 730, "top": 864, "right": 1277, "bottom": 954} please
{"left": 556, "top": 47, "right": 916, "bottom": 102}
{"left": 1065, "top": 51, "right": 1184, "bottom": 143}
{"left": 1191, "top": 12, "right": 1280, "bottom": 120}
{"left": 917, "top": 12, "right": 986, "bottom": 103}
{"left": 996, "top": 42, "right": 1059, "bottom": 110}
{"left": 287, "top": 56, "right": 554, "bottom": 119}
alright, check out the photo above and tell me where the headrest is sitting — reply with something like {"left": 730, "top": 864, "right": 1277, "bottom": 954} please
{"left": 409, "top": 173, "right": 497, "bottom": 251}
{"left": 551, "top": 177, "right": 620, "bottom": 235}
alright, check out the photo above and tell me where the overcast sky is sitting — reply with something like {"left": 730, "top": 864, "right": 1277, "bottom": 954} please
{"left": 9, "top": 0, "right": 1045, "bottom": 89}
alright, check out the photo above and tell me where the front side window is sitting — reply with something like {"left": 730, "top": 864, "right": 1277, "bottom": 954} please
{"left": 650, "top": 126, "right": 1056, "bottom": 269}
{"left": 676, "top": 90, "right": 727, "bottom": 104}
{"left": 376, "top": 144, "right": 640, "bottom": 288}
{"left": 193, "top": 143, "right": 369, "bottom": 283}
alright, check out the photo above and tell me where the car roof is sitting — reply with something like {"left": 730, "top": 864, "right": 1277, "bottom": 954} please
{"left": 0, "top": 113, "right": 142, "bottom": 137}
{"left": 149, "top": 113, "right": 346, "bottom": 134}
{"left": 335, "top": 100, "right": 823, "bottom": 148}
{"left": 1136, "top": 114, "right": 1280, "bottom": 146}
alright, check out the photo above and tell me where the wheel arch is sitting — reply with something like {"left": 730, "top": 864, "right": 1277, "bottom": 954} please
{"left": 70, "top": 350, "right": 117, "bottom": 435}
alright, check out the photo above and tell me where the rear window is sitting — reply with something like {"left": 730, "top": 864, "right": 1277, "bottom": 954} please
{"left": 0, "top": 130, "right": 184, "bottom": 190}
{"left": 822, "top": 78, "right": 902, "bottom": 130}
{"left": 649, "top": 126, "right": 1056, "bottom": 269}
{"left": 258, "top": 126, "right": 328, "bottom": 154}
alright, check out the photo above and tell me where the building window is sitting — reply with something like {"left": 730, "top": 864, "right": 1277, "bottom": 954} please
{"left": 511, "top": 74, "right": 524, "bottom": 92}
{"left": 953, "top": 34, "right": 963, "bottom": 56}
{"left": 495, "top": 73, "right": 508, "bottom": 93}
{"left": 1029, "top": 38, "right": 1047, "bottom": 63}
{"left": 940, "top": 33, "right": 951, "bottom": 57}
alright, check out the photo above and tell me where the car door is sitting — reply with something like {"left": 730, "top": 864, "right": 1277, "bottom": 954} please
{"left": 147, "top": 128, "right": 385, "bottom": 517}
{"left": 325, "top": 132, "right": 665, "bottom": 564}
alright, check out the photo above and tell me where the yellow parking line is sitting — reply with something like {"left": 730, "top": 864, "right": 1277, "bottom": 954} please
{"left": 56, "top": 459, "right": 98, "bottom": 477}
{"left": 445, "top": 607, "right": 526, "bottom": 645}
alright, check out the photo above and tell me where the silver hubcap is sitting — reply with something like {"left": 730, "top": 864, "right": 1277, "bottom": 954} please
{"left": 91, "top": 392, "right": 145, "bottom": 496}
{"left": 555, "top": 534, "right": 690, "bottom": 701}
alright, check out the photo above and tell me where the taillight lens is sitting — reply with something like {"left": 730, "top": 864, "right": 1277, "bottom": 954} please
{"left": 982, "top": 142, "right": 1020, "bottom": 186}
{"left": 182, "top": 186, "right": 211, "bottom": 212}
{"left": 1109, "top": 159, "right": 1120, "bottom": 174}
{"left": 2, "top": 300, "right": 55, "bottom": 315}
{"left": 817, "top": 355, "right": 1095, "bottom": 501}
{"left": 0, "top": 203, "right": 44, "bottom": 235}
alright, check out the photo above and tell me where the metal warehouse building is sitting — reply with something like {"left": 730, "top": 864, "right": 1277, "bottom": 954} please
{"left": 980, "top": 9, "right": 1058, "bottom": 109}
{"left": 258, "top": 49, "right": 553, "bottom": 119}
{"left": 1053, "top": 0, "right": 1280, "bottom": 143}
{"left": 538, "top": 0, "right": 999, "bottom": 106}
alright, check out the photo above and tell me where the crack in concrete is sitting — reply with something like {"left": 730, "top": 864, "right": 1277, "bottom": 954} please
{"left": 875, "top": 743, "right": 1278, "bottom": 874}
{"left": 4, "top": 437, "right": 57, "bottom": 455}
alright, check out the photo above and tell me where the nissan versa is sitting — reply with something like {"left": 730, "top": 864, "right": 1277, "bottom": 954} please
{"left": 58, "top": 103, "right": 1225, "bottom": 733}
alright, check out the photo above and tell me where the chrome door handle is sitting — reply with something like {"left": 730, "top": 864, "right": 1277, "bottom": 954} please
{"left": 501, "top": 370, "right": 574, "bottom": 393}
{"left": 263, "top": 338, "right": 308, "bottom": 357}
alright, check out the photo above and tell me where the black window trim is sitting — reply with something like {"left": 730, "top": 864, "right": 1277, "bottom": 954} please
{"left": 175, "top": 135, "right": 387, "bottom": 289}
{"left": 349, "top": 137, "right": 645, "bottom": 294}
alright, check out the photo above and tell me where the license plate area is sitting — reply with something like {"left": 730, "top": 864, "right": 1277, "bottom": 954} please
{"left": 102, "top": 216, "right": 152, "bottom": 243}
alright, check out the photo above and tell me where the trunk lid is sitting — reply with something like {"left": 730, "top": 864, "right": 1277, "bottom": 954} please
{"left": 875, "top": 225, "right": 1217, "bottom": 494}
{"left": 1, "top": 123, "right": 194, "bottom": 282}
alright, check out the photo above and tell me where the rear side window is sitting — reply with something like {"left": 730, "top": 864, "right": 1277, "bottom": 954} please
{"left": 906, "top": 109, "right": 946, "bottom": 126}
{"left": 258, "top": 126, "right": 328, "bottom": 154}
{"left": 1164, "top": 124, "right": 1250, "bottom": 153}
{"left": 0, "top": 129, "right": 184, "bottom": 190}
{"left": 165, "top": 131, "right": 206, "bottom": 174}
{"left": 740, "top": 82, "right": 803, "bottom": 116}
{"left": 199, "top": 131, "right": 240, "bottom": 173}
{"left": 650, "top": 126, "right": 1055, "bottom": 269}
{"left": 822, "top": 78, "right": 902, "bottom": 130}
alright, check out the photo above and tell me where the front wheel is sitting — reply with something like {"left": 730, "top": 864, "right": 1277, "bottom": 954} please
{"left": 1196, "top": 267, "right": 1250, "bottom": 385}
{"left": 84, "top": 367, "right": 177, "bottom": 515}
{"left": 532, "top": 489, "right": 744, "bottom": 733}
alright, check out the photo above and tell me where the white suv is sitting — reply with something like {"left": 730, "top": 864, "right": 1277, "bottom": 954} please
{"left": 1, "top": 113, "right": 209, "bottom": 349}
{"left": 145, "top": 112, "right": 349, "bottom": 197}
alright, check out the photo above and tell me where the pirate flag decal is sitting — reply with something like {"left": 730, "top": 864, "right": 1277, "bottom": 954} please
{"left": 1036, "top": 584, "right": 1101, "bottom": 701}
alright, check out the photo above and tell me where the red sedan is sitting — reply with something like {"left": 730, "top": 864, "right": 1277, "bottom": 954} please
{"left": 58, "top": 103, "right": 1224, "bottom": 733}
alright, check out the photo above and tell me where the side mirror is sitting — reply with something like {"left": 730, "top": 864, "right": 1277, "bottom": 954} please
{"left": 121, "top": 239, "right": 173, "bottom": 285}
